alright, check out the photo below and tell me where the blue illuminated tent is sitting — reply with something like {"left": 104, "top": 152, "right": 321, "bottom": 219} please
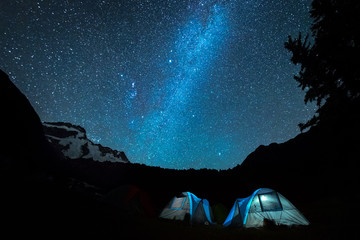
{"left": 223, "top": 188, "right": 309, "bottom": 228}
{"left": 159, "top": 192, "right": 213, "bottom": 225}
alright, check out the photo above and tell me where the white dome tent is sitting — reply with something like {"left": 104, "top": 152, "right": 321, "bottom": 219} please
{"left": 223, "top": 188, "right": 309, "bottom": 228}
{"left": 159, "top": 192, "right": 213, "bottom": 225}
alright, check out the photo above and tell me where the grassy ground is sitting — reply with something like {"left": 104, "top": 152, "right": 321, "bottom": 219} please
{"left": 114, "top": 193, "right": 360, "bottom": 240}
{"left": 2, "top": 171, "right": 358, "bottom": 240}
{"left": 2, "top": 180, "right": 357, "bottom": 240}
{"left": 63, "top": 196, "right": 356, "bottom": 240}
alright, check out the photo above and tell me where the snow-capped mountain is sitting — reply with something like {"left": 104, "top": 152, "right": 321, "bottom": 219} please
{"left": 43, "top": 122, "right": 129, "bottom": 163}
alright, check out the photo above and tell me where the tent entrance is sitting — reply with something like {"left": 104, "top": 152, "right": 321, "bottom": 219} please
{"left": 258, "top": 192, "right": 282, "bottom": 212}
{"left": 170, "top": 197, "right": 186, "bottom": 209}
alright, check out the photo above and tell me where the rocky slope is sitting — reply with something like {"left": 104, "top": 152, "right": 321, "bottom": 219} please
{"left": 43, "top": 122, "right": 130, "bottom": 163}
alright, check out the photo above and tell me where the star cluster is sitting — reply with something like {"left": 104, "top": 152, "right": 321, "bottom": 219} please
{"left": 0, "top": 0, "right": 316, "bottom": 169}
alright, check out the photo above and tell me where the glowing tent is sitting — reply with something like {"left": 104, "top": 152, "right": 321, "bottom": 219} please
{"left": 223, "top": 188, "right": 309, "bottom": 228}
{"left": 159, "top": 192, "right": 213, "bottom": 225}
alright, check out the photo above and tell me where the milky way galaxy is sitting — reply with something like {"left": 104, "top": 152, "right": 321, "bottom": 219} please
{"left": 0, "top": 0, "right": 317, "bottom": 169}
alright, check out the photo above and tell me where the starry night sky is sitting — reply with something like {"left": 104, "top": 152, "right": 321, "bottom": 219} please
{"left": 1, "top": 0, "right": 317, "bottom": 169}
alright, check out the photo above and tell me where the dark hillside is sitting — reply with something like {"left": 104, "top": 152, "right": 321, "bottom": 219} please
{"left": 0, "top": 69, "right": 62, "bottom": 172}
{"left": 232, "top": 109, "right": 360, "bottom": 200}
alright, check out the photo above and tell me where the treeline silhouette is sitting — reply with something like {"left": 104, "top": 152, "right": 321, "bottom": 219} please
{"left": 285, "top": 0, "right": 360, "bottom": 131}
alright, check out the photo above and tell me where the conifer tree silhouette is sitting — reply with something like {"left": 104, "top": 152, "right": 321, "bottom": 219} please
{"left": 285, "top": 0, "right": 360, "bottom": 131}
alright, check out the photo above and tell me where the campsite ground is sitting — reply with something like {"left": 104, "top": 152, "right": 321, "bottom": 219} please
{"left": 73, "top": 209, "right": 349, "bottom": 240}
{"left": 105, "top": 196, "right": 357, "bottom": 240}
{"left": 2, "top": 158, "right": 358, "bottom": 240}
{"left": 5, "top": 179, "right": 351, "bottom": 240}
{"left": 111, "top": 198, "right": 356, "bottom": 240}
{"left": 2, "top": 178, "right": 349, "bottom": 240}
